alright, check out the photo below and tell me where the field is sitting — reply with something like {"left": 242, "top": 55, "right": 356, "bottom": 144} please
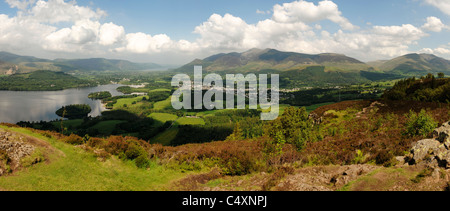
{"left": 52, "top": 119, "right": 84, "bottom": 129}
{"left": 176, "top": 117, "right": 205, "bottom": 125}
{"left": 149, "top": 113, "right": 178, "bottom": 123}
{"left": 153, "top": 97, "right": 172, "bottom": 110}
{"left": 91, "top": 120, "right": 127, "bottom": 135}
{"left": 151, "top": 127, "right": 179, "bottom": 145}
{"left": 114, "top": 96, "right": 145, "bottom": 108}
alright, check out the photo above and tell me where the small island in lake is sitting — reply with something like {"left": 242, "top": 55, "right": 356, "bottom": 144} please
{"left": 56, "top": 104, "right": 92, "bottom": 120}
{"left": 88, "top": 91, "right": 112, "bottom": 99}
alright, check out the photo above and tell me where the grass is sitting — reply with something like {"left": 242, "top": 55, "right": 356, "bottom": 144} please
{"left": 90, "top": 120, "right": 127, "bottom": 135}
{"left": 114, "top": 96, "right": 145, "bottom": 108}
{"left": 149, "top": 113, "right": 178, "bottom": 124}
{"left": 149, "top": 89, "right": 171, "bottom": 93}
{"left": 51, "top": 119, "right": 83, "bottom": 129}
{"left": 176, "top": 117, "right": 205, "bottom": 126}
{"left": 152, "top": 127, "right": 179, "bottom": 146}
{"left": 0, "top": 126, "right": 189, "bottom": 191}
{"left": 153, "top": 97, "right": 172, "bottom": 110}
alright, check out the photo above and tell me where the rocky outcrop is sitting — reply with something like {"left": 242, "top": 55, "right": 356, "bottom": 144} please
{"left": 406, "top": 121, "right": 450, "bottom": 168}
{"left": 0, "top": 130, "right": 36, "bottom": 176}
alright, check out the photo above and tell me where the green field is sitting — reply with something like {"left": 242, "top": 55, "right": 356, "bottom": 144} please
{"left": 114, "top": 96, "right": 145, "bottom": 108}
{"left": 91, "top": 120, "right": 127, "bottom": 135}
{"left": 0, "top": 126, "right": 188, "bottom": 191}
{"left": 149, "top": 113, "right": 178, "bottom": 123}
{"left": 149, "top": 88, "right": 171, "bottom": 93}
{"left": 153, "top": 97, "right": 172, "bottom": 110}
{"left": 176, "top": 117, "right": 205, "bottom": 126}
{"left": 151, "top": 127, "right": 179, "bottom": 146}
{"left": 52, "top": 119, "right": 84, "bottom": 129}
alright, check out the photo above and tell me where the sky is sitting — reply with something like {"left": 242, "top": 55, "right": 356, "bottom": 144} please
{"left": 0, "top": 0, "right": 449, "bottom": 65}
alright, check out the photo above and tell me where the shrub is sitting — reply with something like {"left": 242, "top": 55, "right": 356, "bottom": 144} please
{"left": 264, "top": 107, "right": 320, "bottom": 152}
{"left": 404, "top": 109, "right": 438, "bottom": 137}
{"left": 63, "top": 134, "right": 83, "bottom": 145}
{"left": 135, "top": 154, "right": 151, "bottom": 169}
{"left": 125, "top": 143, "right": 147, "bottom": 160}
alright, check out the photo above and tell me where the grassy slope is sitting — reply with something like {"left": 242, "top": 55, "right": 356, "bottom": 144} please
{"left": 0, "top": 126, "right": 189, "bottom": 191}
{"left": 176, "top": 117, "right": 205, "bottom": 126}
{"left": 91, "top": 120, "right": 127, "bottom": 135}
{"left": 153, "top": 97, "right": 172, "bottom": 110}
{"left": 149, "top": 113, "right": 178, "bottom": 124}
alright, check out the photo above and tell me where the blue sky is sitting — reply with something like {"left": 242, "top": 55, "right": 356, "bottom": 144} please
{"left": 0, "top": 0, "right": 449, "bottom": 64}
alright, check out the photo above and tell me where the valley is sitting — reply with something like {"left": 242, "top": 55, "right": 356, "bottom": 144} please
{"left": 1, "top": 49, "right": 450, "bottom": 192}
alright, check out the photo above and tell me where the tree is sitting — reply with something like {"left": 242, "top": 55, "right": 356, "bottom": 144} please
{"left": 264, "top": 107, "right": 320, "bottom": 152}
{"left": 404, "top": 109, "right": 438, "bottom": 137}
{"left": 56, "top": 104, "right": 92, "bottom": 120}
{"left": 438, "top": 72, "right": 445, "bottom": 79}
{"left": 226, "top": 122, "right": 243, "bottom": 141}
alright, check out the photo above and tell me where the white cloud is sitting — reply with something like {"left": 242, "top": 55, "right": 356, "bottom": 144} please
{"left": 29, "top": 0, "right": 106, "bottom": 24}
{"left": 5, "top": 0, "right": 35, "bottom": 10}
{"left": 425, "top": 0, "right": 450, "bottom": 16}
{"left": 99, "top": 22, "right": 125, "bottom": 46}
{"left": 118, "top": 33, "right": 173, "bottom": 54}
{"left": 422, "top": 16, "right": 446, "bottom": 32}
{"left": 43, "top": 20, "right": 100, "bottom": 52}
{"left": 272, "top": 0, "right": 357, "bottom": 30}
{"left": 194, "top": 14, "right": 250, "bottom": 49}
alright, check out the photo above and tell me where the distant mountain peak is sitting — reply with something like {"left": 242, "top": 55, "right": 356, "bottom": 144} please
{"left": 379, "top": 53, "right": 450, "bottom": 74}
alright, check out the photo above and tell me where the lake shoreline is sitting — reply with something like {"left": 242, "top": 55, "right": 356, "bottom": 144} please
{"left": 0, "top": 84, "right": 125, "bottom": 124}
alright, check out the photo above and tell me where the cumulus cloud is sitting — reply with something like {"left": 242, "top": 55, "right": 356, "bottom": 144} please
{"left": 29, "top": 0, "right": 106, "bottom": 24}
{"left": 424, "top": 0, "right": 450, "bottom": 16}
{"left": 117, "top": 33, "right": 173, "bottom": 54}
{"left": 272, "top": 0, "right": 357, "bottom": 30}
{"left": 99, "top": 22, "right": 125, "bottom": 46}
{"left": 5, "top": 0, "right": 35, "bottom": 10}
{"left": 422, "top": 16, "right": 446, "bottom": 32}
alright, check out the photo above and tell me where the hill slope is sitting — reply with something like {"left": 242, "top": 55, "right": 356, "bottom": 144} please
{"left": 173, "top": 48, "right": 372, "bottom": 73}
{"left": 0, "top": 70, "right": 93, "bottom": 91}
{"left": 379, "top": 53, "right": 450, "bottom": 75}
{"left": 0, "top": 51, "right": 161, "bottom": 72}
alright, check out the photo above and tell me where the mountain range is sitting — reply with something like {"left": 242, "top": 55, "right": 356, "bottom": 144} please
{"left": 174, "top": 48, "right": 373, "bottom": 74}
{"left": 2, "top": 49, "right": 450, "bottom": 82}
{"left": 174, "top": 48, "right": 450, "bottom": 75}
{"left": 170, "top": 49, "right": 450, "bottom": 88}
{"left": 0, "top": 51, "right": 161, "bottom": 74}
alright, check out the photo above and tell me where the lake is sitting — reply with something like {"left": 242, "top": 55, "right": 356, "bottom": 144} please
{"left": 0, "top": 84, "right": 124, "bottom": 124}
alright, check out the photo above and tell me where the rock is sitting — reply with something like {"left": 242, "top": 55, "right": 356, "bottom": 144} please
{"left": 433, "top": 122, "right": 450, "bottom": 148}
{"left": 0, "top": 130, "right": 36, "bottom": 171}
{"left": 395, "top": 156, "right": 406, "bottom": 166}
{"left": 409, "top": 139, "right": 440, "bottom": 164}
{"left": 407, "top": 121, "right": 450, "bottom": 169}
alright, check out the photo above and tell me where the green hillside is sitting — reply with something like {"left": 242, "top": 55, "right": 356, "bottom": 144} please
{"left": 0, "top": 70, "right": 93, "bottom": 91}
{"left": 173, "top": 48, "right": 372, "bottom": 74}
{"left": 0, "top": 51, "right": 161, "bottom": 72}
{"left": 379, "top": 53, "right": 450, "bottom": 75}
